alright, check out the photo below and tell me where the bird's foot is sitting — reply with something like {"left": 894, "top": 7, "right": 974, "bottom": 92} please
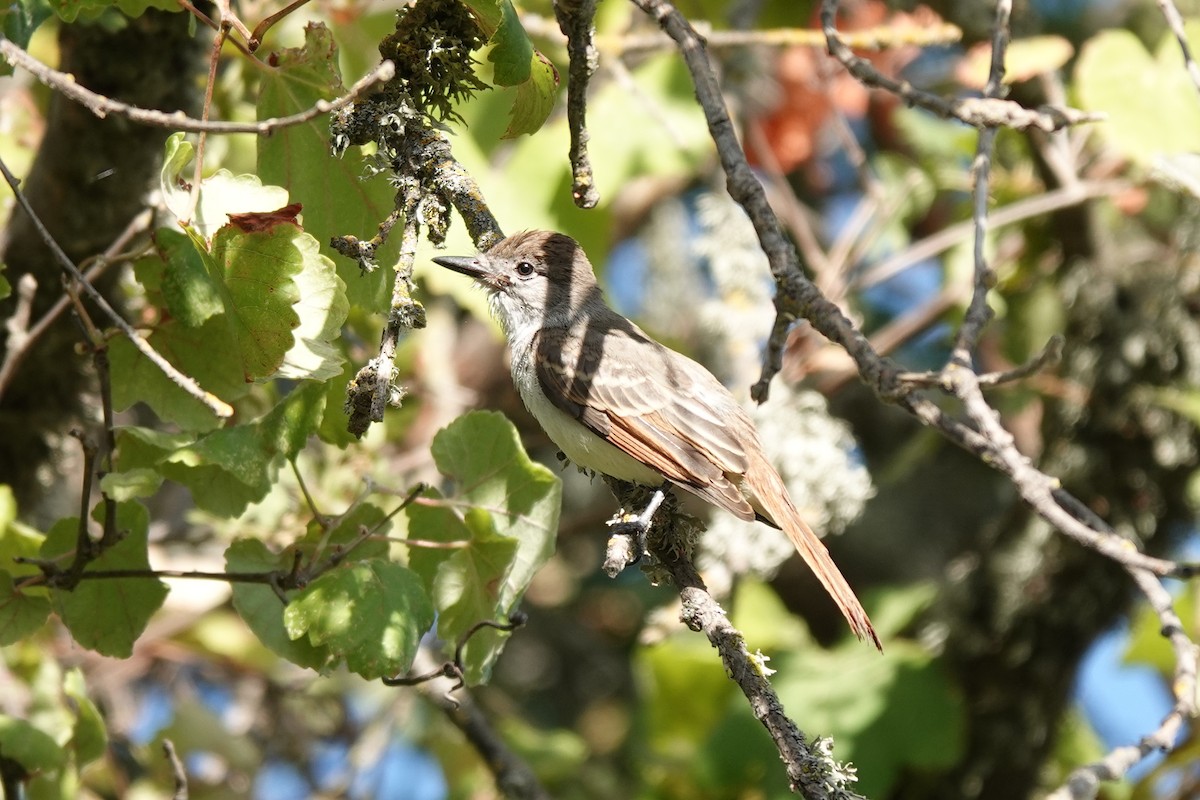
{"left": 603, "top": 488, "right": 667, "bottom": 575}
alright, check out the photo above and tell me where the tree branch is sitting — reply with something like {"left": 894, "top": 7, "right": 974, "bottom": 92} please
{"left": 553, "top": 0, "right": 601, "bottom": 208}
{"left": 0, "top": 37, "right": 395, "bottom": 135}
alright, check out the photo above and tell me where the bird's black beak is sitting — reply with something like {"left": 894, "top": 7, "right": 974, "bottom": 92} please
{"left": 432, "top": 255, "right": 487, "bottom": 280}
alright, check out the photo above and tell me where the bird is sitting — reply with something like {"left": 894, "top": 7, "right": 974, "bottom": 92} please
{"left": 433, "top": 230, "right": 879, "bottom": 649}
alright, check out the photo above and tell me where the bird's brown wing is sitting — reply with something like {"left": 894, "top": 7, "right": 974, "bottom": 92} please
{"left": 535, "top": 323, "right": 757, "bottom": 520}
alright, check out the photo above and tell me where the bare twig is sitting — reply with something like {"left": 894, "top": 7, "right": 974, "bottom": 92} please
{"left": 409, "top": 647, "right": 552, "bottom": 800}
{"left": 948, "top": 0, "right": 1011, "bottom": 363}
{"left": 521, "top": 13, "right": 962, "bottom": 55}
{"left": 1154, "top": 0, "right": 1200, "bottom": 99}
{"left": 248, "top": 0, "right": 313, "bottom": 51}
{"left": 0, "top": 274, "right": 37, "bottom": 397}
{"left": 0, "top": 38, "right": 395, "bottom": 135}
{"left": 163, "top": 739, "right": 188, "bottom": 800}
{"left": 655, "top": 518, "right": 863, "bottom": 798}
{"left": 819, "top": 0, "right": 1100, "bottom": 132}
{"left": 187, "top": 14, "right": 230, "bottom": 223}
{"left": 629, "top": 0, "right": 891, "bottom": 405}
{"left": 0, "top": 209, "right": 152, "bottom": 402}
{"left": 0, "top": 156, "right": 234, "bottom": 418}
{"left": 1048, "top": 566, "right": 1198, "bottom": 799}
{"left": 554, "top": 0, "right": 601, "bottom": 208}
{"left": 852, "top": 180, "right": 1130, "bottom": 292}
{"left": 176, "top": 0, "right": 254, "bottom": 58}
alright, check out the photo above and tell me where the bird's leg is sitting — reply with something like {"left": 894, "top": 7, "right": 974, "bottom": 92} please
{"left": 607, "top": 483, "right": 669, "bottom": 564}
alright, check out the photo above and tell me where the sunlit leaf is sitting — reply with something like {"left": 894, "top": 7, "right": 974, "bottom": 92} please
{"left": 0, "top": 715, "right": 64, "bottom": 773}
{"left": 0, "top": 485, "right": 45, "bottom": 582}
{"left": 158, "top": 227, "right": 223, "bottom": 328}
{"left": 98, "top": 468, "right": 163, "bottom": 501}
{"left": 1076, "top": 24, "right": 1200, "bottom": 166}
{"left": 486, "top": 0, "right": 533, "bottom": 86}
{"left": 160, "top": 133, "right": 291, "bottom": 241}
{"left": 284, "top": 559, "right": 433, "bottom": 679}
{"left": 406, "top": 411, "right": 559, "bottom": 683}
{"left": 502, "top": 50, "right": 559, "bottom": 138}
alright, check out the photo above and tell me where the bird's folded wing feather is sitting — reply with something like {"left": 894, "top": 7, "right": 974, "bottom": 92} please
{"left": 535, "top": 324, "right": 757, "bottom": 520}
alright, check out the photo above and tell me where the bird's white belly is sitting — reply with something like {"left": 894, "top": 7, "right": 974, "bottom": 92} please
{"left": 519, "top": 380, "right": 664, "bottom": 486}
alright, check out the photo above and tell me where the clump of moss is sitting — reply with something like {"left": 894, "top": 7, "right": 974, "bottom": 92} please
{"left": 378, "top": 0, "right": 489, "bottom": 123}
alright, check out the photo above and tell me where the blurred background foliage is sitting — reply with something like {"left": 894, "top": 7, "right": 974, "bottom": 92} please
{"left": 1, "top": 0, "right": 1199, "bottom": 797}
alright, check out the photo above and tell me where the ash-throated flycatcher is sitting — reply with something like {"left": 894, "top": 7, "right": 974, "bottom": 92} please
{"left": 434, "top": 230, "right": 879, "bottom": 648}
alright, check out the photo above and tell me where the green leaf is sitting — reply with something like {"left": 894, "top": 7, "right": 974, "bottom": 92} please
{"left": 459, "top": 0, "right": 501, "bottom": 34}
{"left": 637, "top": 633, "right": 737, "bottom": 755}
{"left": 487, "top": 0, "right": 533, "bottom": 86}
{"left": 274, "top": 232, "right": 349, "bottom": 382}
{"left": 226, "top": 538, "right": 334, "bottom": 672}
{"left": 52, "top": 0, "right": 173, "bottom": 21}
{"left": 158, "top": 227, "right": 223, "bottom": 327}
{"left": 859, "top": 582, "right": 938, "bottom": 640}
{"left": 0, "top": 484, "right": 46, "bottom": 582}
{"left": 502, "top": 50, "right": 559, "bottom": 139}
{"left": 208, "top": 223, "right": 303, "bottom": 380}
{"left": 227, "top": 502, "right": 392, "bottom": 673}
{"left": 256, "top": 22, "right": 397, "bottom": 308}
{"left": 112, "top": 218, "right": 344, "bottom": 427}
{"left": 1147, "top": 386, "right": 1200, "bottom": 429}
{"left": 160, "top": 382, "right": 326, "bottom": 516}
{"left": 160, "top": 133, "right": 291, "bottom": 241}
{"left": 63, "top": 669, "right": 107, "bottom": 766}
{"left": 407, "top": 411, "right": 560, "bottom": 683}
{"left": 777, "top": 642, "right": 964, "bottom": 797}
{"left": 424, "top": 520, "right": 518, "bottom": 676}
{"left": 1, "top": 0, "right": 53, "bottom": 52}
{"left": 98, "top": 468, "right": 163, "bottom": 502}
{"left": 0, "top": 715, "right": 64, "bottom": 773}
{"left": 0, "top": 570, "right": 51, "bottom": 645}
{"left": 108, "top": 314, "right": 248, "bottom": 432}
{"left": 284, "top": 559, "right": 434, "bottom": 679}
{"left": 1076, "top": 24, "right": 1200, "bottom": 166}
{"left": 40, "top": 502, "right": 168, "bottom": 658}
{"left": 0, "top": 270, "right": 9, "bottom": 302}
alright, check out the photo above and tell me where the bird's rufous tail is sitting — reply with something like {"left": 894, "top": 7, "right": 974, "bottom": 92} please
{"left": 745, "top": 451, "right": 881, "bottom": 651}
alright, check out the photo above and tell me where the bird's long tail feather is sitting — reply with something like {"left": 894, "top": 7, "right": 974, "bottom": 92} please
{"left": 746, "top": 451, "right": 881, "bottom": 651}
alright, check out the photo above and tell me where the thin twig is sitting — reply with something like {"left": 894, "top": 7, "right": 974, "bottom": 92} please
{"left": 0, "top": 273, "right": 37, "bottom": 398}
{"left": 629, "top": 0, "right": 891, "bottom": 406}
{"left": 554, "top": 0, "right": 601, "bottom": 208}
{"left": 1155, "top": 0, "right": 1200, "bottom": 99}
{"left": 408, "top": 647, "right": 552, "bottom": 800}
{"left": 0, "top": 209, "right": 153, "bottom": 402}
{"left": 0, "top": 157, "right": 234, "bottom": 419}
{"left": 521, "top": 13, "right": 962, "bottom": 54}
{"left": 1047, "top": 566, "right": 1197, "bottom": 799}
{"left": 852, "top": 180, "right": 1130, "bottom": 292}
{"left": 0, "top": 38, "right": 395, "bottom": 135}
{"left": 655, "top": 517, "right": 863, "bottom": 798}
{"left": 163, "top": 739, "right": 188, "bottom": 800}
{"left": 820, "top": 0, "right": 1100, "bottom": 132}
{"left": 0, "top": 218, "right": 150, "bottom": 399}
{"left": 176, "top": 0, "right": 254, "bottom": 58}
{"left": 187, "top": 16, "right": 230, "bottom": 223}
{"left": 248, "top": 0, "right": 313, "bottom": 51}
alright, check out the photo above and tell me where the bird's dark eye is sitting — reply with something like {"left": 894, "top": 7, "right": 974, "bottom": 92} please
{"left": 515, "top": 261, "right": 535, "bottom": 277}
